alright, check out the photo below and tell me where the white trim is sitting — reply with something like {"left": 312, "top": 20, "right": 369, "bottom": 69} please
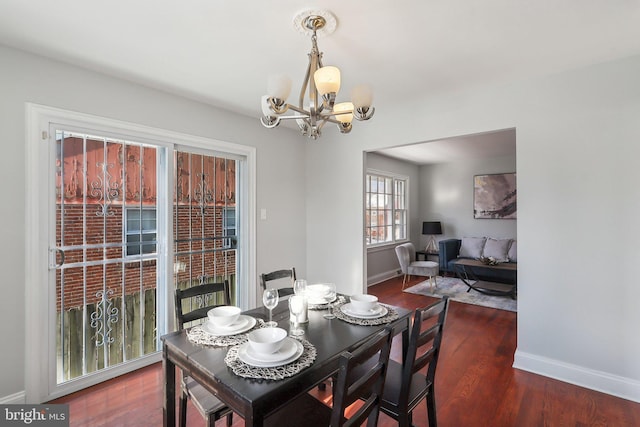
{"left": 513, "top": 349, "right": 640, "bottom": 403}
{"left": 25, "top": 103, "right": 257, "bottom": 402}
{"left": 365, "top": 167, "right": 410, "bottom": 181}
{"left": 364, "top": 169, "right": 410, "bottom": 247}
{"left": 0, "top": 391, "right": 26, "bottom": 405}
{"left": 367, "top": 269, "right": 401, "bottom": 287}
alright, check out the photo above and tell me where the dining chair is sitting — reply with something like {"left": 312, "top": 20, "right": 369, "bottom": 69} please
{"left": 175, "top": 281, "right": 233, "bottom": 427}
{"left": 260, "top": 267, "right": 297, "bottom": 298}
{"left": 264, "top": 327, "right": 393, "bottom": 427}
{"left": 379, "top": 296, "right": 450, "bottom": 427}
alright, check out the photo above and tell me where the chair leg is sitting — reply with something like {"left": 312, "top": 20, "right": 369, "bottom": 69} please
{"left": 426, "top": 387, "right": 437, "bottom": 427}
{"left": 208, "top": 412, "right": 233, "bottom": 427}
{"left": 178, "top": 392, "right": 188, "bottom": 427}
{"left": 398, "top": 411, "right": 412, "bottom": 427}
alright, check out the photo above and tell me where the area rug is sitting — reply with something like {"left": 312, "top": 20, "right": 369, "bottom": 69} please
{"left": 403, "top": 276, "right": 517, "bottom": 312}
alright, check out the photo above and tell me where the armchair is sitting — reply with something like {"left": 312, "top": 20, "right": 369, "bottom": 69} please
{"left": 395, "top": 242, "right": 439, "bottom": 290}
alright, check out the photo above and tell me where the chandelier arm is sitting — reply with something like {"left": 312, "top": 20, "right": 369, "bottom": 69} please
{"left": 298, "top": 58, "right": 311, "bottom": 113}
{"left": 319, "top": 116, "right": 342, "bottom": 125}
{"left": 272, "top": 114, "right": 311, "bottom": 121}
{"left": 285, "top": 104, "right": 311, "bottom": 117}
{"left": 307, "top": 31, "right": 323, "bottom": 127}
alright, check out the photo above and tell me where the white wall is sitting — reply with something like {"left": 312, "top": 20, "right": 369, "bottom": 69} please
{"left": 0, "top": 45, "right": 307, "bottom": 400}
{"left": 306, "top": 54, "right": 640, "bottom": 401}
{"left": 420, "top": 154, "right": 517, "bottom": 241}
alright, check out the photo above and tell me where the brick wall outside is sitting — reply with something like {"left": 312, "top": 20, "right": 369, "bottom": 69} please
{"left": 56, "top": 204, "right": 236, "bottom": 311}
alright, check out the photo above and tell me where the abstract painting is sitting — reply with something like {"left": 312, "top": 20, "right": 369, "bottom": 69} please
{"left": 473, "top": 173, "right": 517, "bottom": 219}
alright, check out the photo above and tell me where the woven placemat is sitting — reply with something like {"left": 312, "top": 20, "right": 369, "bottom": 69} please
{"left": 186, "top": 318, "right": 266, "bottom": 347}
{"left": 333, "top": 302, "right": 399, "bottom": 326}
{"left": 308, "top": 295, "right": 347, "bottom": 310}
{"left": 224, "top": 338, "right": 317, "bottom": 381}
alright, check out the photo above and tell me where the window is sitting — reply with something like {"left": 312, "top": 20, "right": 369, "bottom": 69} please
{"left": 365, "top": 172, "right": 407, "bottom": 246}
{"left": 223, "top": 207, "right": 236, "bottom": 248}
{"left": 126, "top": 208, "right": 157, "bottom": 256}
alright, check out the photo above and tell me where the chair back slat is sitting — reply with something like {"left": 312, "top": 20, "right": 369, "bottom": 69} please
{"left": 175, "top": 281, "right": 231, "bottom": 330}
{"left": 259, "top": 268, "right": 296, "bottom": 290}
{"left": 332, "top": 328, "right": 393, "bottom": 427}
{"left": 400, "top": 297, "right": 449, "bottom": 408}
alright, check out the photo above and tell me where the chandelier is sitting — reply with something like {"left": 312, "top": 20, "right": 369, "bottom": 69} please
{"left": 260, "top": 11, "right": 375, "bottom": 140}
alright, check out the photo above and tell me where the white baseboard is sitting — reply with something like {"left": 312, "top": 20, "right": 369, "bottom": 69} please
{"left": 513, "top": 349, "right": 640, "bottom": 403}
{"left": 367, "top": 269, "right": 401, "bottom": 287}
{"left": 0, "top": 390, "right": 26, "bottom": 404}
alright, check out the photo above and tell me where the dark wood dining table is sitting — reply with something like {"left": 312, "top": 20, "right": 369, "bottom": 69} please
{"left": 162, "top": 298, "right": 411, "bottom": 427}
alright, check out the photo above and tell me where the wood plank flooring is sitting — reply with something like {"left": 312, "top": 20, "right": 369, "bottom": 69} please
{"left": 51, "top": 276, "right": 640, "bottom": 426}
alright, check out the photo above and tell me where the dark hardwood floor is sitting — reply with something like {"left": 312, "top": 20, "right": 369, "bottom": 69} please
{"left": 51, "top": 276, "right": 640, "bottom": 426}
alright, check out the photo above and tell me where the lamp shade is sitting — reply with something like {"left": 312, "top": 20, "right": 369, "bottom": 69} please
{"left": 333, "top": 102, "right": 354, "bottom": 123}
{"left": 267, "top": 74, "right": 292, "bottom": 100}
{"left": 351, "top": 84, "right": 373, "bottom": 108}
{"left": 422, "top": 221, "right": 442, "bottom": 235}
{"left": 314, "top": 66, "right": 341, "bottom": 95}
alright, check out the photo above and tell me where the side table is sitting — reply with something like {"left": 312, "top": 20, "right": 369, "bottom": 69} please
{"left": 416, "top": 250, "right": 439, "bottom": 263}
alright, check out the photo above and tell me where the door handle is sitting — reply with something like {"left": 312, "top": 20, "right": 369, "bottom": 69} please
{"left": 49, "top": 248, "right": 65, "bottom": 269}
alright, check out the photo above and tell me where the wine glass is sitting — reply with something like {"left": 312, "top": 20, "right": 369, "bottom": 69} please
{"left": 293, "top": 279, "right": 308, "bottom": 322}
{"left": 262, "top": 288, "right": 279, "bottom": 327}
{"left": 323, "top": 283, "right": 337, "bottom": 319}
{"left": 288, "top": 295, "right": 305, "bottom": 336}
{"left": 293, "top": 279, "right": 307, "bottom": 296}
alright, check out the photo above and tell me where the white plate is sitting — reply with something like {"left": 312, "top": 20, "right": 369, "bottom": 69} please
{"left": 308, "top": 295, "right": 337, "bottom": 305}
{"left": 202, "top": 315, "right": 256, "bottom": 336}
{"left": 306, "top": 284, "right": 336, "bottom": 305}
{"left": 245, "top": 337, "right": 299, "bottom": 362}
{"left": 238, "top": 339, "right": 304, "bottom": 367}
{"left": 340, "top": 303, "right": 388, "bottom": 319}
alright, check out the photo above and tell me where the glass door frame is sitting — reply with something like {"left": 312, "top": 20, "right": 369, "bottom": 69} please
{"left": 25, "top": 104, "right": 257, "bottom": 402}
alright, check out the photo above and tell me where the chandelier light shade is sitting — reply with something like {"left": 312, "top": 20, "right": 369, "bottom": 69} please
{"left": 314, "top": 66, "right": 341, "bottom": 95}
{"left": 267, "top": 74, "right": 292, "bottom": 100}
{"left": 260, "top": 10, "right": 375, "bottom": 140}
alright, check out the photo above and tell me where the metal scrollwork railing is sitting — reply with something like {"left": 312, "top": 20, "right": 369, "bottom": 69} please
{"left": 91, "top": 162, "right": 120, "bottom": 216}
{"left": 90, "top": 289, "right": 119, "bottom": 347}
{"left": 193, "top": 172, "right": 214, "bottom": 216}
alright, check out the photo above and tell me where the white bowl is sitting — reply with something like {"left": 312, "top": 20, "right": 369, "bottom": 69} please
{"left": 247, "top": 327, "right": 288, "bottom": 354}
{"left": 350, "top": 294, "right": 378, "bottom": 313}
{"left": 207, "top": 306, "right": 241, "bottom": 327}
{"left": 307, "top": 284, "right": 330, "bottom": 302}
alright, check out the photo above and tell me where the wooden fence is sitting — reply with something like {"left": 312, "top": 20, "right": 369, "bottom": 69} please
{"left": 56, "top": 276, "right": 236, "bottom": 383}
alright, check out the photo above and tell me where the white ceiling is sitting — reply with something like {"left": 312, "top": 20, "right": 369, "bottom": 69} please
{"left": 374, "top": 128, "right": 516, "bottom": 165}
{"left": 1, "top": 1, "right": 639, "bottom": 162}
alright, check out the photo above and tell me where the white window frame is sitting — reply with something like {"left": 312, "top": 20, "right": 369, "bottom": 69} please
{"left": 223, "top": 206, "right": 236, "bottom": 248}
{"left": 365, "top": 169, "right": 409, "bottom": 247}
{"left": 125, "top": 207, "right": 158, "bottom": 257}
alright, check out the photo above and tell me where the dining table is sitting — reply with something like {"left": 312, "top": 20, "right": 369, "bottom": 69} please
{"left": 162, "top": 296, "right": 411, "bottom": 427}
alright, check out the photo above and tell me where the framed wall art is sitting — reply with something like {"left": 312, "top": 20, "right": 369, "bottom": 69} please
{"left": 473, "top": 173, "right": 517, "bottom": 219}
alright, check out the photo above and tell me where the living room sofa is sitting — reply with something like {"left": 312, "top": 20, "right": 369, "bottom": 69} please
{"left": 439, "top": 237, "right": 517, "bottom": 284}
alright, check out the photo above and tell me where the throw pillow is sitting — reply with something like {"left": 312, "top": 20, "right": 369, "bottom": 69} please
{"left": 483, "top": 238, "right": 512, "bottom": 262}
{"left": 458, "top": 237, "right": 486, "bottom": 259}
{"left": 508, "top": 240, "right": 517, "bottom": 262}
